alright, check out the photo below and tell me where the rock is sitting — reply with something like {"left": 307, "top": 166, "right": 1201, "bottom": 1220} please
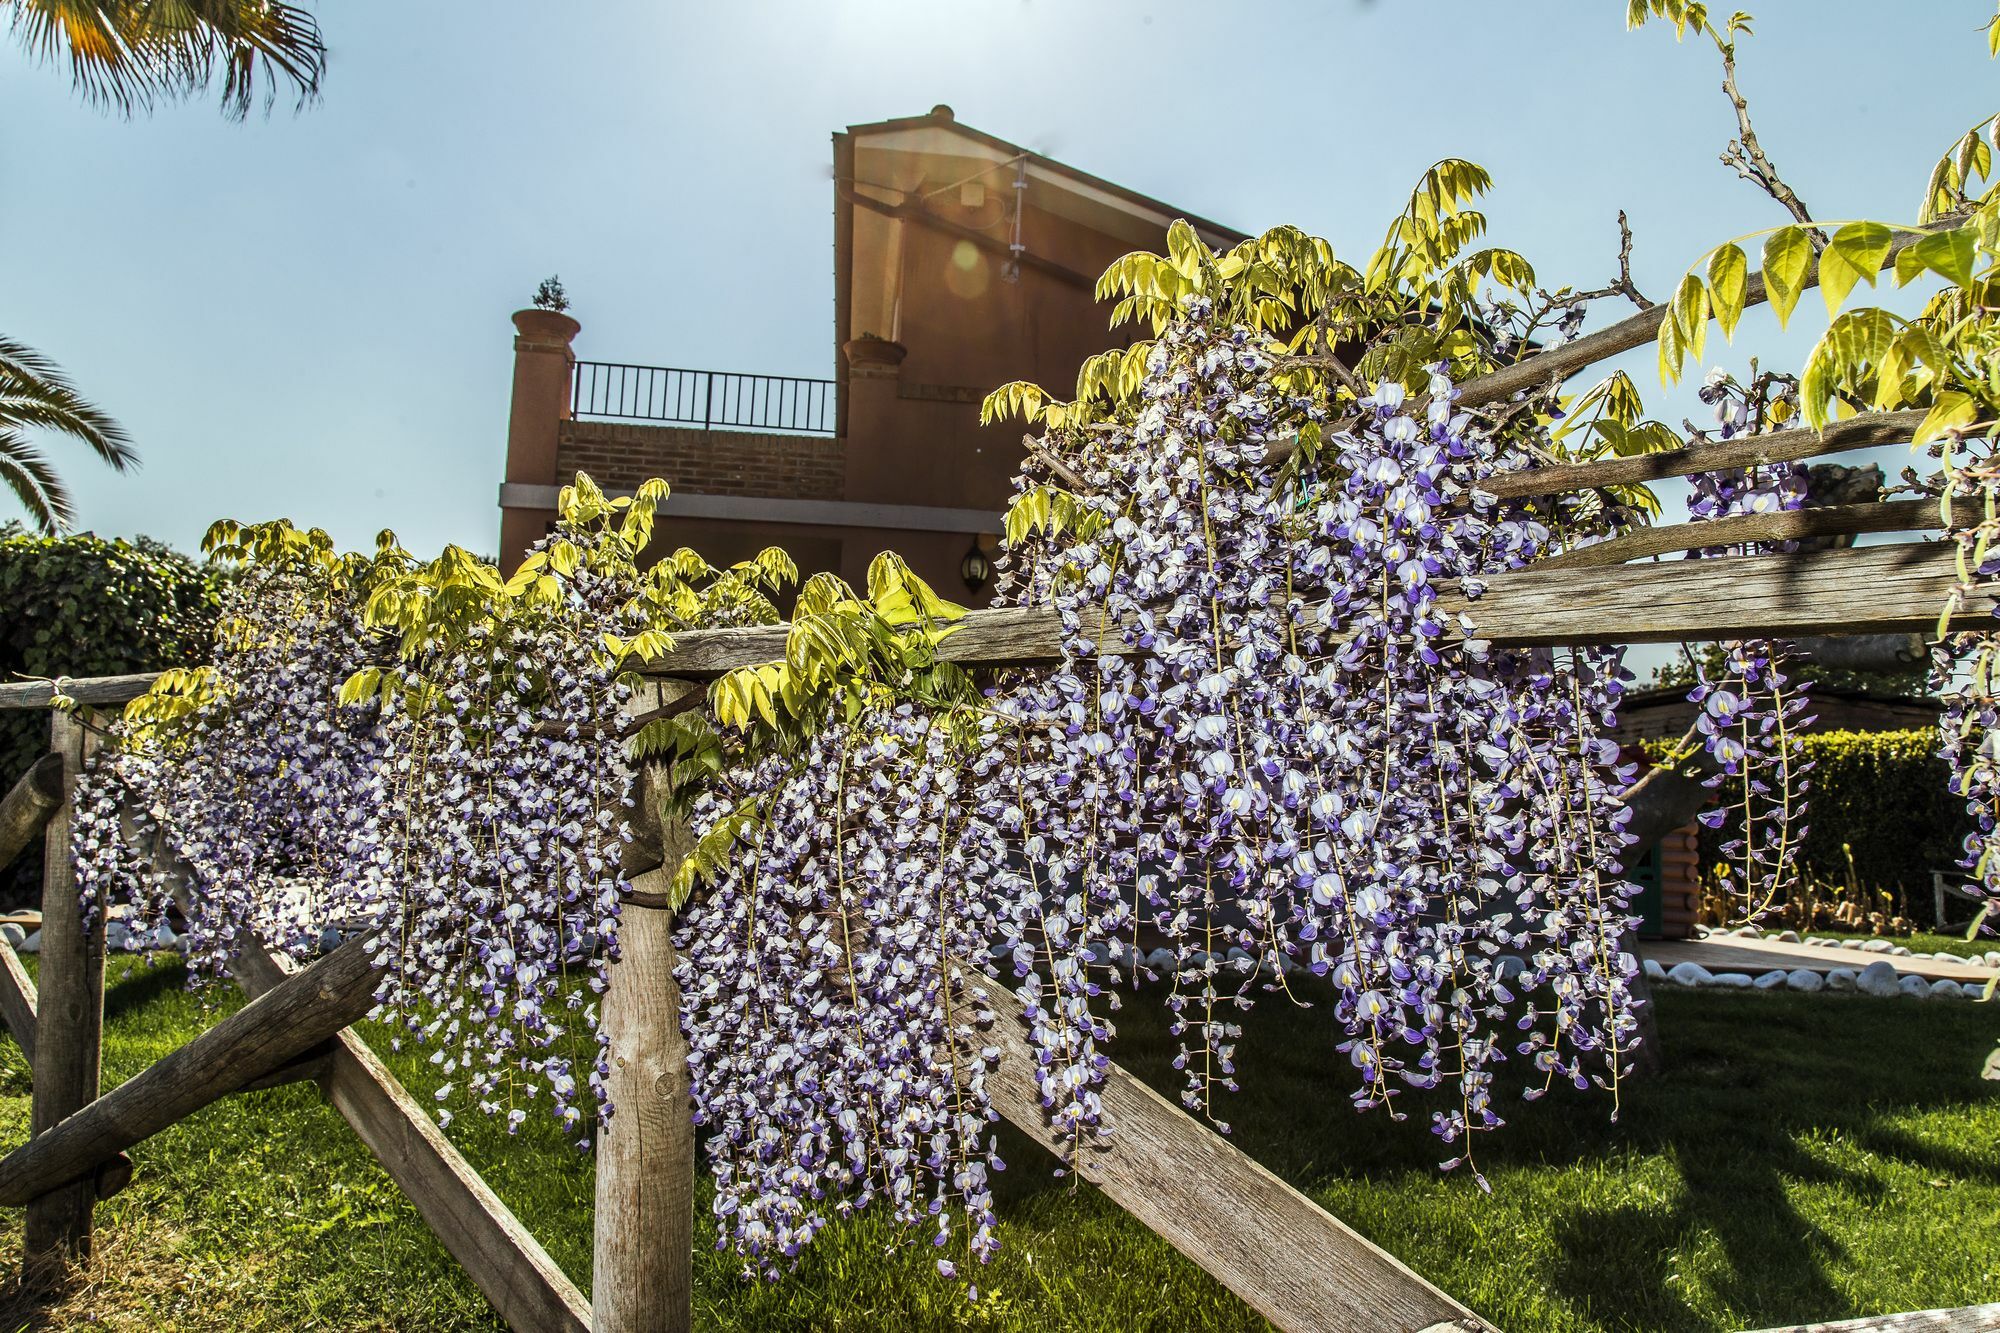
{"left": 1730, "top": 925, "right": 1763, "bottom": 938}
{"left": 1899, "top": 974, "right": 1931, "bottom": 998}
{"left": 1144, "top": 947, "right": 1176, "bottom": 975}
{"left": 1929, "top": 978, "right": 1967, "bottom": 1000}
{"left": 1860, "top": 938, "right": 1895, "bottom": 953}
{"left": 1497, "top": 955, "right": 1529, "bottom": 982}
{"left": 1890, "top": 945, "right": 1912, "bottom": 957}
{"left": 1785, "top": 969, "right": 1824, "bottom": 992}
{"left": 1856, "top": 961, "right": 1902, "bottom": 997}
{"left": 1984, "top": 951, "right": 2000, "bottom": 968}
{"left": 1666, "top": 961, "right": 1712, "bottom": 987}
{"left": 16, "top": 931, "right": 38, "bottom": 955}
{"left": 0, "top": 924, "right": 23, "bottom": 948}
{"left": 1772, "top": 930, "right": 1801, "bottom": 943}
{"left": 105, "top": 921, "right": 132, "bottom": 952}
{"left": 1642, "top": 958, "right": 1668, "bottom": 981}
{"left": 1753, "top": 970, "right": 1788, "bottom": 990}
{"left": 1826, "top": 968, "right": 1858, "bottom": 991}
{"left": 1708, "top": 972, "right": 1754, "bottom": 988}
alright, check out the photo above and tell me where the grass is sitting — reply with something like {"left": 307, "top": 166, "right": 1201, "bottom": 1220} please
{"left": 0, "top": 953, "right": 1994, "bottom": 1331}
{"left": 1813, "top": 929, "right": 1996, "bottom": 960}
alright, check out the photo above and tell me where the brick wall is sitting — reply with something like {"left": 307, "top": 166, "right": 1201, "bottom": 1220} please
{"left": 557, "top": 421, "right": 845, "bottom": 500}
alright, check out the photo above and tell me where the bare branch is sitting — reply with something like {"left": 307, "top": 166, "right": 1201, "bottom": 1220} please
{"left": 1717, "top": 41, "right": 1822, "bottom": 243}
{"left": 1570, "top": 211, "right": 1654, "bottom": 311}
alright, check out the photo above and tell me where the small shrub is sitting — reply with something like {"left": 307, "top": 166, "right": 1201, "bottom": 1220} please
{"left": 0, "top": 527, "right": 221, "bottom": 901}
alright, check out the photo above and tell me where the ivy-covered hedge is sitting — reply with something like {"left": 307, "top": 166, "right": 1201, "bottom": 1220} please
{"left": 0, "top": 529, "right": 221, "bottom": 899}
{"left": 1650, "top": 727, "right": 1973, "bottom": 904}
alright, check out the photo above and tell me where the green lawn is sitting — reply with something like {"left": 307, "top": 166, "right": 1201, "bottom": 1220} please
{"left": 0, "top": 953, "right": 1995, "bottom": 1332}
{"left": 1814, "top": 930, "right": 1997, "bottom": 960}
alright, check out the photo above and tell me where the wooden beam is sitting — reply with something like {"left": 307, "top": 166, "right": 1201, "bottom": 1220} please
{"left": 1441, "top": 542, "right": 1983, "bottom": 646}
{"left": 1484, "top": 410, "right": 1929, "bottom": 502}
{"left": 974, "top": 969, "right": 1492, "bottom": 1333}
{"left": 0, "top": 753, "right": 65, "bottom": 872}
{"left": 1738, "top": 1303, "right": 2000, "bottom": 1332}
{"left": 227, "top": 940, "right": 593, "bottom": 1333}
{"left": 0, "top": 674, "right": 158, "bottom": 711}
{"left": 640, "top": 604, "right": 1091, "bottom": 679}
{"left": 593, "top": 680, "right": 698, "bottom": 1333}
{"left": 22, "top": 710, "right": 103, "bottom": 1285}
{"left": 1530, "top": 497, "right": 1972, "bottom": 572}
{"left": 0, "top": 931, "right": 383, "bottom": 1208}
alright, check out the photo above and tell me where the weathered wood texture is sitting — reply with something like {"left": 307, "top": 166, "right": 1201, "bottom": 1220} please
{"left": 0, "top": 674, "right": 159, "bottom": 711}
{"left": 228, "top": 939, "right": 593, "bottom": 1333}
{"left": 1440, "top": 542, "right": 1983, "bottom": 646}
{"left": 975, "top": 970, "right": 1492, "bottom": 1333}
{"left": 22, "top": 710, "right": 102, "bottom": 1282}
{"left": 1531, "top": 498, "right": 1974, "bottom": 572}
{"left": 1740, "top": 1303, "right": 2000, "bottom": 1332}
{"left": 0, "top": 752, "right": 65, "bottom": 871}
{"left": 0, "top": 931, "right": 382, "bottom": 1207}
{"left": 1484, "top": 410, "right": 1929, "bottom": 502}
{"left": 594, "top": 680, "right": 698, "bottom": 1333}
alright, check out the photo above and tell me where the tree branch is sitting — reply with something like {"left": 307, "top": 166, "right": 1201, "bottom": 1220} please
{"left": 1718, "top": 41, "right": 1822, "bottom": 244}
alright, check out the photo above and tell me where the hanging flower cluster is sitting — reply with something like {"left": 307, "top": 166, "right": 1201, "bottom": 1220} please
{"left": 675, "top": 705, "right": 1006, "bottom": 1278}
{"left": 666, "top": 293, "right": 1650, "bottom": 1280}
{"left": 70, "top": 482, "right": 799, "bottom": 1144}
{"left": 1927, "top": 432, "right": 2000, "bottom": 908}
{"left": 978, "top": 302, "right": 1643, "bottom": 1163}
{"left": 1682, "top": 455, "right": 1814, "bottom": 921}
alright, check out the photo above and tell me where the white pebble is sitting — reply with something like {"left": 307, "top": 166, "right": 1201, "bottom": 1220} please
{"left": 1785, "top": 969, "right": 1823, "bottom": 992}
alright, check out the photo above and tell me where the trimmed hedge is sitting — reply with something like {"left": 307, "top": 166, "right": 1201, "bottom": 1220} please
{"left": 1797, "top": 729, "right": 1971, "bottom": 894}
{"left": 1649, "top": 727, "right": 1974, "bottom": 904}
{"left": 0, "top": 528, "right": 221, "bottom": 900}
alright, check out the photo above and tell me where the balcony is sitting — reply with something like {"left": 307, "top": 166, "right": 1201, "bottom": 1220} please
{"left": 571, "top": 361, "right": 837, "bottom": 436}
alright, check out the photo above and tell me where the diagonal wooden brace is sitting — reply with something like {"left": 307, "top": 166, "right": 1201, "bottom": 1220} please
{"left": 974, "top": 969, "right": 1494, "bottom": 1333}
{"left": 0, "top": 931, "right": 383, "bottom": 1207}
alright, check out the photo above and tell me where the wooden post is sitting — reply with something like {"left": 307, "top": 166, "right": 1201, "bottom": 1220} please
{"left": 22, "top": 710, "right": 102, "bottom": 1288}
{"left": 592, "top": 681, "right": 697, "bottom": 1333}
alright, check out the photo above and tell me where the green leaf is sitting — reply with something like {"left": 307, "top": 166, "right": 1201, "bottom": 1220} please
{"left": 1673, "top": 272, "right": 1709, "bottom": 366}
{"left": 1819, "top": 222, "right": 1893, "bottom": 316}
{"left": 1761, "top": 226, "right": 1813, "bottom": 327}
{"left": 1912, "top": 227, "right": 1979, "bottom": 289}
{"left": 1706, "top": 244, "right": 1749, "bottom": 339}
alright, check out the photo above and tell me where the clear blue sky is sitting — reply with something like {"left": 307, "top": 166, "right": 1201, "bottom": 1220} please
{"left": 3, "top": 0, "right": 1995, "bottom": 559}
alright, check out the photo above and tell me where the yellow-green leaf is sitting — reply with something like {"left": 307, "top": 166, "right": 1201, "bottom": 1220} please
{"left": 1762, "top": 226, "right": 1813, "bottom": 327}
{"left": 1819, "top": 222, "right": 1893, "bottom": 316}
{"left": 1707, "top": 244, "right": 1749, "bottom": 339}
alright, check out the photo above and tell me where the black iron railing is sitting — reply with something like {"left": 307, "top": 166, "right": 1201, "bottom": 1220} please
{"left": 571, "top": 361, "right": 837, "bottom": 435}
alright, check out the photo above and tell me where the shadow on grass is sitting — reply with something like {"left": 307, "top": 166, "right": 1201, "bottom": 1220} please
{"left": 1087, "top": 983, "right": 1999, "bottom": 1332}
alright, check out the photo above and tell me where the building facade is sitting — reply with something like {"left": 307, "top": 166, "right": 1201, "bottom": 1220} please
{"left": 497, "top": 106, "right": 1242, "bottom": 600}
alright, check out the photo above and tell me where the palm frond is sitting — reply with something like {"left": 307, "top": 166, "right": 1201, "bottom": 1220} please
{"left": 0, "top": 429, "right": 74, "bottom": 534}
{"left": 4, "top": 0, "right": 325, "bottom": 117}
{"left": 0, "top": 334, "right": 137, "bottom": 472}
